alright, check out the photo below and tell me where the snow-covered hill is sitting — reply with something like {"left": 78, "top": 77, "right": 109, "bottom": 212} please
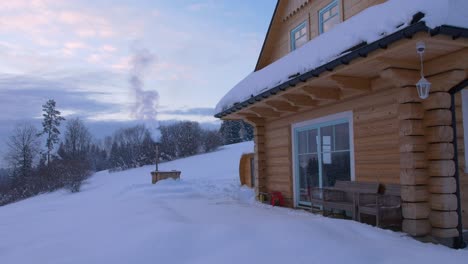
{"left": 0, "top": 142, "right": 466, "bottom": 264}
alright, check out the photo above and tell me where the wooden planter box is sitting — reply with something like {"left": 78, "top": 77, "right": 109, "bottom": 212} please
{"left": 151, "top": 171, "right": 181, "bottom": 184}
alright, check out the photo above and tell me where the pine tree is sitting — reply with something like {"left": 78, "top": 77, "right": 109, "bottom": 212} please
{"left": 38, "top": 99, "right": 65, "bottom": 165}
{"left": 219, "top": 120, "right": 253, "bottom": 145}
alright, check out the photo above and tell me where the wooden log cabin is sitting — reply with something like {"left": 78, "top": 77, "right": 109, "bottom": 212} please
{"left": 215, "top": 0, "right": 468, "bottom": 246}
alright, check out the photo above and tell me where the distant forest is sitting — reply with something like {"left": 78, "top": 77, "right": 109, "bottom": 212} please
{"left": 0, "top": 99, "right": 253, "bottom": 206}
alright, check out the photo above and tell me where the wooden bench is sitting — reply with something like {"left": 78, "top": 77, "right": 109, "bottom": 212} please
{"left": 309, "top": 181, "right": 380, "bottom": 220}
{"left": 151, "top": 171, "right": 181, "bottom": 184}
{"left": 358, "top": 183, "right": 402, "bottom": 228}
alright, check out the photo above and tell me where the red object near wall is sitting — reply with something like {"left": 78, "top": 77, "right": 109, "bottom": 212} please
{"left": 270, "top": 191, "right": 284, "bottom": 206}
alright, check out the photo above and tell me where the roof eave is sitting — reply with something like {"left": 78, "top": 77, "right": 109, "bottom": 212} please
{"left": 214, "top": 22, "right": 468, "bottom": 119}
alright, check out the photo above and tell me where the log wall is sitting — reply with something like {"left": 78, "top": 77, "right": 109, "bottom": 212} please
{"left": 260, "top": 87, "right": 400, "bottom": 207}
{"left": 258, "top": 0, "right": 387, "bottom": 69}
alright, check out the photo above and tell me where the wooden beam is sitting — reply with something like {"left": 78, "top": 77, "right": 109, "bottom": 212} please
{"left": 244, "top": 116, "right": 265, "bottom": 126}
{"left": 427, "top": 69, "right": 467, "bottom": 92}
{"left": 330, "top": 75, "right": 371, "bottom": 91}
{"left": 301, "top": 86, "right": 341, "bottom": 100}
{"left": 380, "top": 68, "right": 420, "bottom": 87}
{"left": 426, "top": 48, "right": 468, "bottom": 76}
{"left": 237, "top": 111, "right": 260, "bottom": 118}
{"left": 280, "top": 93, "right": 319, "bottom": 107}
{"left": 377, "top": 57, "right": 420, "bottom": 70}
{"left": 249, "top": 107, "right": 281, "bottom": 118}
{"left": 263, "top": 100, "right": 299, "bottom": 113}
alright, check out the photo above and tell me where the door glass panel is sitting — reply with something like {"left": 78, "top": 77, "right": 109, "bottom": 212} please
{"left": 298, "top": 131, "right": 307, "bottom": 154}
{"left": 307, "top": 129, "right": 318, "bottom": 153}
{"left": 320, "top": 125, "right": 334, "bottom": 153}
{"left": 295, "top": 119, "right": 351, "bottom": 206}
{"left": 321, "top": 151, "right": 351, "bottom": 187}
{"left": 334, "top": 123, "right": 349, "bottom": 151}
{"left": 298, "top": 154, "right": 319, "bottom": 205}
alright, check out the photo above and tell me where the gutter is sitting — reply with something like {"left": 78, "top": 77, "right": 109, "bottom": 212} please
{"left": 449, "top": 79, "right": 468, "bottom": 249}
{"left": 214, "top": 22, "right": 468, "bottom": 118}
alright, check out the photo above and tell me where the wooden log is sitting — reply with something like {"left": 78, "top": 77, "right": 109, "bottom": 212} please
{"left": 401, "top": 185, "right": 429, "bottom": 202}
{"left": 423, "top": 109, "right": 452, "bottom": 127}
{"left": 398, "top": 87, "right": 422, "bottom": 104}
{"left": 301, "top": 86, "right": 342, "bottom": 100}
{"left": 264, "top": 100, "right": 300, "bottom": 113}
{"left": 426, "top": 48, "right": 468, "bottom": 76}
{"left": 400, "top": 169, "right": 428, "bottom": 185}
{"left": 255, "top": 126, "right": 265, "bottom": 135}
{"left": 422, "top": 92, "right": 451, "bottom": 110}
{"left": 426, "top": 143, "right": 454, "bottom": 160}
{"left": 403, "top": 219, "right": 431, "bottom": 236}
{"left": 426, "top": 126, "right": 453, "bottom": 143}
{"left": 250, "top": 107, "right": 281, "bottom": 118}
{"left": 429, "top": 177, "right": 457, "bottom": 194}
{"left": 380, "top": 68, "right": 420, "bottom": 88}
{"left": 245, "top": 117, "right": 265, "bottom": 126}
{"left": 428, "top": 160, "right": 456, "bottom": 177}
{"left": 431, "top": 194, "right": 458, "bottom": 211}
{"left": 430, "top": 211, "right": 458, "bottom": 228}
{"left": 432, "top": 228, "right": 459, "bottom": 238}
{"left": 399, "top": 120, "right": 424, "bottom": 136}
{"left": 330, "top": 75, "right": 371, "bottom": 91}
{"left": 399, "top": 136, "right": 426, "bottom": 153}
{"left": 427, "top": 70, "right": 466, "bottom": 93}
{"left": 398, "top": 103, "right": 424, "bottom": 120}
{"left": 371, "top": 76, "right": 394, "bottom": 91}
{"left": 400, "top": 152, "right": 427, "bottom": 169}
{"left": 402, "top": 202, "right": 430, "bottom": 219}
{"left": 281, "top": 94, "right": 319, "bottom": 107}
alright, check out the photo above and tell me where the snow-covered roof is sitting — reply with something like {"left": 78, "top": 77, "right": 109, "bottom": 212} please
{"left": 215, "top": 0, "right": 468, "bottom": 114}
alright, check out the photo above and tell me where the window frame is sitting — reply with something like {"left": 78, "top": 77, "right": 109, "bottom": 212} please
{"left": 290, "top": 21, "right": 308, "bottom": 51}
{"left": 319, "top": 0, "right": 340, "bottom": 34}
{"left": 291, "top": 111, "right": 355, "bottom": 208}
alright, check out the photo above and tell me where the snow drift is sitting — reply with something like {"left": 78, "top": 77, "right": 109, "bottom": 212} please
{"left": 0, "top": 142, "right": 466, "bottom": 264}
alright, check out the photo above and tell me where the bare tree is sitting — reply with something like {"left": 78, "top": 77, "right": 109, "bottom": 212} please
{"left": 109, "top": 125, "right": 155, "bottom": 170}
{"left": 5, "top": 123, "right": 40, "bottom": 196}
{"left": 58, "top": 118, "right": 92, "bottom": 161}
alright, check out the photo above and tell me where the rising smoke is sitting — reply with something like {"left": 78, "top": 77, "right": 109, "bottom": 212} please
{"left": 129, "top": 48, "right": 159, "bottom": 122}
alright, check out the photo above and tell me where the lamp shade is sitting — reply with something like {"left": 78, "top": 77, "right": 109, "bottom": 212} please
{"left": 416, "top": 77, "right": 431, "bottom": 99}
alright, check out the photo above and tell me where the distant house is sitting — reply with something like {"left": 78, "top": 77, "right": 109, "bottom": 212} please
{"left": 215, "top": 0, "right": 468, "bottom": 245}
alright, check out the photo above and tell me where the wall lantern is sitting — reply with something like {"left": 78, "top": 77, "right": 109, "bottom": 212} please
{"left": 416, "top": 41, "right": 431, "bottom": 99}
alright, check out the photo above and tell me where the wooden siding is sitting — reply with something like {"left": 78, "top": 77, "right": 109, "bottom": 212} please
{"left": 257, "top": 0, "right": 387, "bottom": 70}
{"left": 455, "top": 91, "right": 468, "bottom": 228}
{"left": 262, "top": 87, "right": 400, "bottom": 205}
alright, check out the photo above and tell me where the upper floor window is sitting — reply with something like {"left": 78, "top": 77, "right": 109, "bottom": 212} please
{"left": 319, "top": 0, "right": 340, "bottom": 34}
{"left": 290, "top": 21, "right": 308, "bottom": 51}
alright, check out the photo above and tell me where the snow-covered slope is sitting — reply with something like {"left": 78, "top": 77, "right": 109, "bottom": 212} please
{"left": 0, "top": 142, "right": 466, "bottom": 264}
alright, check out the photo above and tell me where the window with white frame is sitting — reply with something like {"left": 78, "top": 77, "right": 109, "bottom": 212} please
{"left": 462, "top": 89, "right": 468, "bottom": 173}
{"left": 290, "top": 21, "right": 308, "bottom": 51}
{"left": 319, "top": 0, "right": 340, "bottom": 34}
{"left": 292, "top": 111, "right": 354, "bottom": 207}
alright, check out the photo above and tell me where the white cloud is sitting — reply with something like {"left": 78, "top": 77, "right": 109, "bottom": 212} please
{"left": 87, "top": 54, "right": 102, "bottom": 64}
{"left": 101, "top": 45, "right": 117, "bottom": 52}
{"left": 64, "top": 41, "right": 87, "bottom": 50}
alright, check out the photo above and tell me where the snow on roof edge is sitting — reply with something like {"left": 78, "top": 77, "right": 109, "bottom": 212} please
{"left": 215, "top": 0, "right": 468, "bottom": 114}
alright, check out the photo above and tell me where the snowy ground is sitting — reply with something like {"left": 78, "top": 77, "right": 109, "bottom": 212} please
{"left": 0, "top": 142, "right": 466, "bottom": 264}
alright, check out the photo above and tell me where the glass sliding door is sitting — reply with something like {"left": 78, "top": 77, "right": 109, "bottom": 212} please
{"left": 294, "top": 118, "right": 352, "bottom": 207}
{"left": 296, "top": 129, "right": 319, "bottom": 205}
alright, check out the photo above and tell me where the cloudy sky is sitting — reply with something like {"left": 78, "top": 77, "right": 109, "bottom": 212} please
{"left": 0, "top": 0, "right": 276, "bottom": 142}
